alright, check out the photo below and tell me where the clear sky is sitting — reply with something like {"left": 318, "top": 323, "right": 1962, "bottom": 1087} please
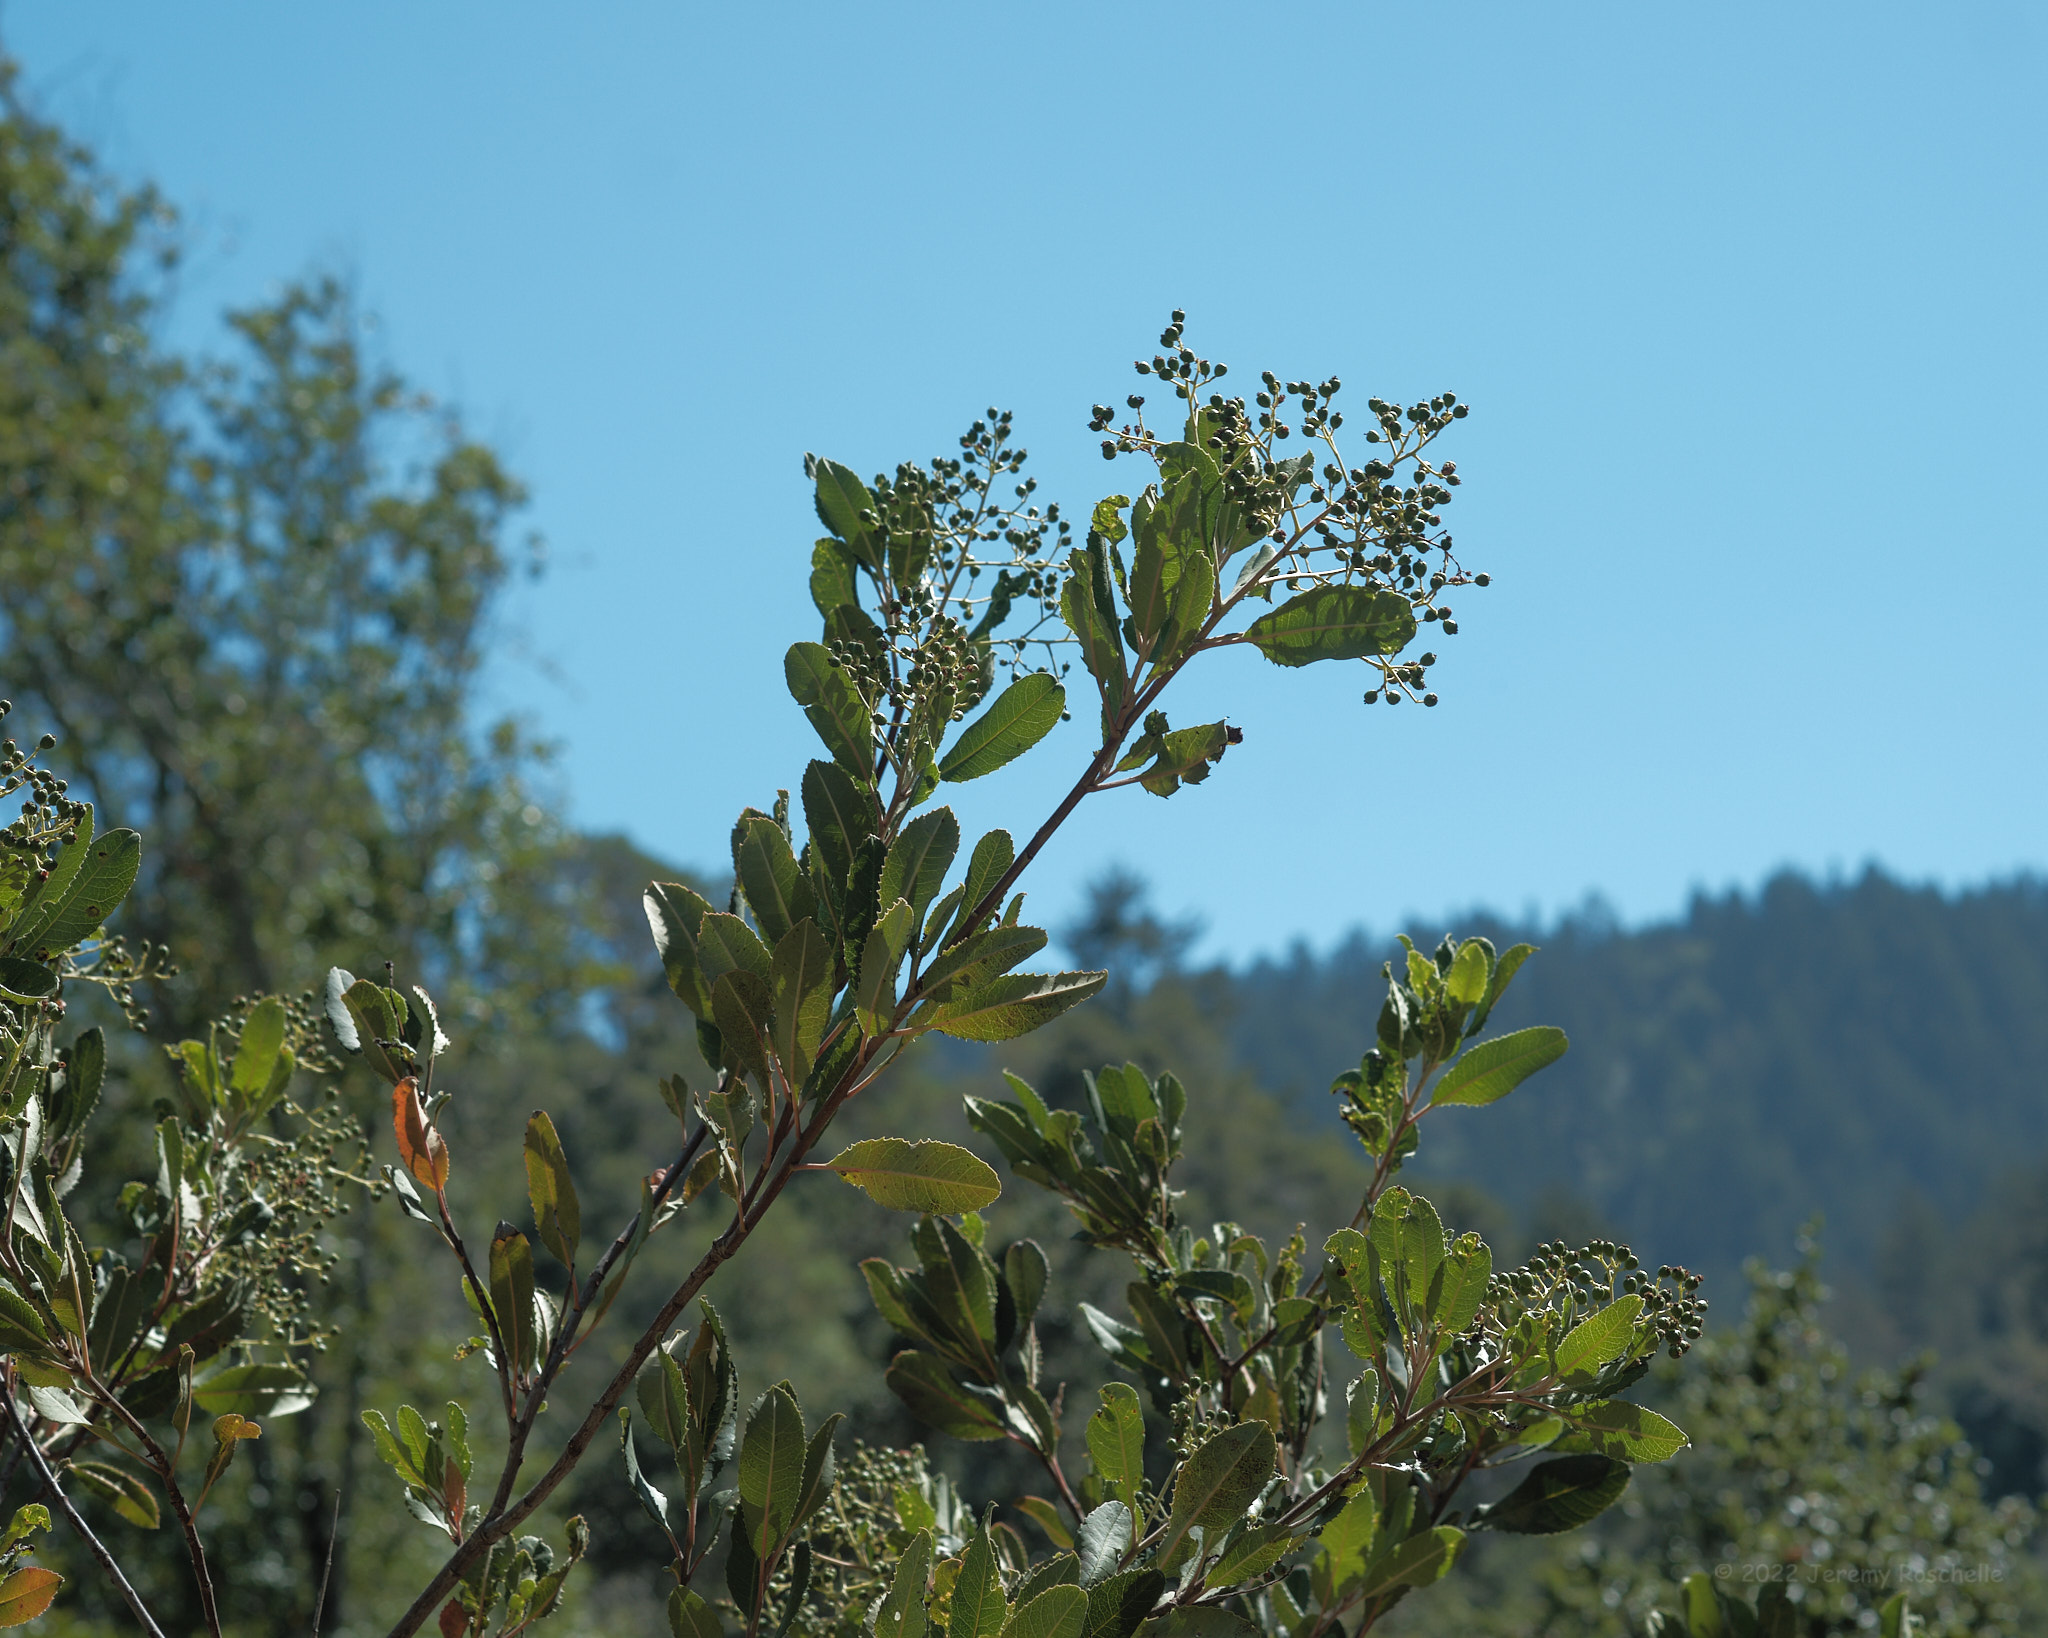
{"left": 10, "top": 2, "right": 2044, "bottom": 961}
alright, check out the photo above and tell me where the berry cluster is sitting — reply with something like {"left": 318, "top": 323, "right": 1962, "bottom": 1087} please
{"left": 1090, "top": 314, "right": 1490, "bottom": 708}
{"left": 1491, "top": 1238, "right": 1709, "bottom": 1362}
{"left": 0, "top": 703, "right": 174, "bottom": 1028}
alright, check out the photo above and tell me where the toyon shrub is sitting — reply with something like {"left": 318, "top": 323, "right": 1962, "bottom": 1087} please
{"left": 0, "top": 322, "right": 1916, "bottom": 1637}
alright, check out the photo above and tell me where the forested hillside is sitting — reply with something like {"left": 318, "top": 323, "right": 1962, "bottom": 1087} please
{"left": 1226, "top": 868, "right": 2048, "bottom": 1283}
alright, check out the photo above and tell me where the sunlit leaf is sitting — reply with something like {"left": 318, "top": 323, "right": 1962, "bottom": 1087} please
{"left": 941, "top": 675, "right": 1065, "bottom": 783}
{"left": 523, "top": 1111, "right": 581, "bottom": 1269}
{"left": 0, "top": 1567, "right": 60, "bottom": 1627}
{"left": 1429, "top": 1026, "right": 1568, "bottom": 1108}
{"left": 825, "top": 1139, "right": 1000, "bottom": 1214}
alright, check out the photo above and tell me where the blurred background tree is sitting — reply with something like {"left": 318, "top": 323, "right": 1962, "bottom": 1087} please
{"left": 0, "top": 57, "right": 617, "bottom": 1035}
{"left": 0, "top": 60, "right": 699, "bottom": 1633}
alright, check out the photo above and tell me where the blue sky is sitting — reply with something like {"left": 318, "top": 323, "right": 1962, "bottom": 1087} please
{"left": 12, "top": 2, "right": 2044, "bottom": 961}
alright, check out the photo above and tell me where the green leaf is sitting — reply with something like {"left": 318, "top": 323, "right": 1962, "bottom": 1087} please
{"left": 1128, "top": 719, "right": 1234, "bottom": 798}
{"left": 810, "top": 536, "right": 859, "bottom": 616}
{"left": 45, "top": 1027, "right": 100, "bottom": 1148}
{"left": 951, "top": 1525, "right": 1009, "bottom": 1638}
{"left": 1346, "top": 1367, "right": 1382, "bottom": 1458}
{"left": 1430, "top": 1026, "right": 1569, "bottom": 1108}
{"left": 1156, "top": 441, "right": 1223, "bottom": 535}
{"left": 696, "top": 910, "right": 773, "bottom": 988}
{"left": 857, "top": 898, "right": 916, "bottom": 1036}
{"left": 1084, "top": 1570, "right": 1164, "bottom": 1638}
{"left": 1433, "top": 1234, "right": 1493, "bottom": 1337}
{"left": 813, "top": 457, "right": 883, "bottom": 570}
{"left": 941, "top": 675, "right": 1066, "bottom": 783}
{"left": 1124, "top": 1282, "right": 1189, "bottom": 1379}
{"left": 1443, "top": 940, "right": 1490, "bottom": 1008}
{"left": 1357, "top": 1525, "right": 1463, "bottom": 1598}
{"left": 228, "top": 997, "right": 287, "bottom": 1099}
{"left": 644, "top": 882, "right": 718, "bottom": 1016}
{"left": 1469, "top": 942, "right": 1535, "bottom": 1035}
{"left": 1552, "top": 1400, "right": 1689, "bottom": 1462}
{"left": 1469, "top": 1455, "right": 1630, "bottom": 1534}
{"left": 802, "top": 759, "right": 874, "bottom": 903}
{"left": 738, "top": 1383, "right": 806, "bottom": 1557}
{"left": 871, "top": 1530, "right": 933, "bottom": 1638}
{"left": 1074, "top": 1501, "right": 1129, "bottom": 1585}
{"left": 770, "top": 919, "right": 833, "bottom": 1086}
{"left": 711, "top": 970, "right": 777, "bottom": 1086}
{"left": 70, "top": 1461, "right": 160, "bottom": 1530}
{"left": 1004, "top": 1239, "right": 1050, "bottom": 1331}
{"left": 1060, "top": 543, "right": 1127, "bottom": 732}
{"left": 1160, "top": 1421, "right": 1275, "bottom": 1562}
{"left": 881, "top": 809, "right": 961, "bottom": 926}
{"left": 1210, "top": 1520, "right": 1298, "bottom": 1588}
{"left": 785, "top": 641, "right": 875, "bottom": 781}
{"left": 0, "top": 1507, "right": 48, "bottom": 1557}
{"left": 1125, "top": 497, "right": 1182, "bottom": 651}
{"left": 1007, "top": 1584, "right": 1087, "bottom": 1638}
{"left": 1090, "top": 496, "right": 1130, "bottom": 544}
{"left": 328, "top": 975, "right": 407, "bottom": 1084}
{"left": 191, "top": 1363, "right": 316, "bottom": 1418}
{"left": 620, "top": 1409, "right": 670, "bottom": 1532}
{"left": 637, "top": 1350, "right": 691, "bottom": 1454}
{"left": 1015, "top": 1496, "right": 1073, "bottom": 1553}
{"left": 793, "top": 1411, "right": 845, "bottom": 1532}
{"left": 735, "top": 817, "right": 815, "bottom": 947}
{"left": 488, "top": 1224, "right": 538, "bottom": 1377}
{"left": 667, "top": 1586, "right": 725, "bottom": 1638}
{"left": 0, "top": 805, "right": 90, "bottom": 956}
{"left": 1244, "top": 585, "right": 1416, "bottom": 667}
{"left": 22, "top": 1385, "right": 85, "bottom": 1426}
{"left": 948, "top": 829, "right": 1014, "bottom": 939}
{"left": 825, "top": 1139, "right": 1001, "bottom": 1214}
{"left": 1157, "top": 546, "right": 1216, "bottom": 668}
{"left": 929, "top": 971, "right": 1107, "bottom": 1042}
{"left": 15, "top": 827, "right": 141, "bottom": 957}
{"left": 1555, "top": 1294, "right": 1643, "bottom": 1377}
{"left": 523, "top": 1111, "right": 581, "bottom": 1269}
{"left": 884, "top": 1350, "right": 1007, "bottom": 1441}
{"left": 0, "top": 956, "right": 55, "bottom": 1004}
{"left": 1143, "top": 1611, "right": 1256, "bottom": 1638}
{"left": 918, "top": 925, "right": 1048, "bottom": 1005}
{"left": 1085, "top": 1383, "right": 1144, "bottom": 1499}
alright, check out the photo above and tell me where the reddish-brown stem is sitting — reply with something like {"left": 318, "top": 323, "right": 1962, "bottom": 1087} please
{"left": 93, "top": 1374, "right": 223, "bottom": 1638}
{"left": 383, "top": 1067, "right": 870, "bottom": 1637}
{"left": 483, "top": 1123, "right": 710, "bottom": 1520}
{"left": 435, "top": 1191, "right": 516, "bottom": 1426}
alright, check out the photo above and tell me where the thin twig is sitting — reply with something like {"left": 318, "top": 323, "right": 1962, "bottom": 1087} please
{"left": 311, "top": 1487, "right": 341, "bottom": 1636}
{"left": 2, "top": 1386, "right": 168, "bottom": 1638}
{"left": 90, "top": 1369, "right": 224, "bottom": 1638}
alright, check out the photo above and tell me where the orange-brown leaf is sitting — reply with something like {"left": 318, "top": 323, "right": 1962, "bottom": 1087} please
{"left": 437, "top": 1597, "right": 469, "bottom": 1638}
{"left": 393, "top": 1077, "right": 450, "bottom": 1191}
{"left": 0, "top": 1566, "right": 61, "bottom": 1627}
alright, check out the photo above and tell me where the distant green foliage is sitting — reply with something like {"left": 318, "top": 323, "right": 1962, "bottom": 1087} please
{"left": 0, "top": 59, "right": 604, "bottom": 1038}
{"left": 1394, "top": 1240, "right": 2044, "bottom": 1637}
